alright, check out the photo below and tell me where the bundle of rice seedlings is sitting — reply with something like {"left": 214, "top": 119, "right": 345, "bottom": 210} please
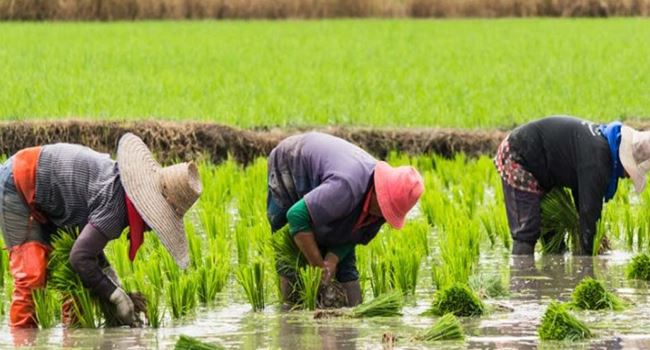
{"left": 414, "top": 313, "right": 465, "bottom": 342}
{"left": 350, "top": 291, "right": 403, "bottom": 318}
{"left": 236, "top": 260, "right": 266, "bottom": 312}
{"left": 271, "top": 227, "right": 307, "bottom": 278}
{"left": 427, "top": 283, "right": 484, "bottom": 317}
{"left": 540, "top": 188, "right": 578, "bottom": 255}
{"left": 298, "top": 265, "right": 321, "bottom": 311}
{"left": 469, "top": 274, "right": 508, "bottom": 299}
{"left": 571, "top": 277, "right": 625, "bottom": 311}
{"left": 174, "top": 335, "right": 225, "bottom": 350}
{"left": 626, "top": 253, "right": 650, "bottom": 281}
{"left": 538, "top": 301, "right": 592, "bottom": 341}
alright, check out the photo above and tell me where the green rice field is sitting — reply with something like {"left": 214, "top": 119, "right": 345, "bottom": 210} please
{"left": 2, "top": 19, "right": 650, "bottom": 128}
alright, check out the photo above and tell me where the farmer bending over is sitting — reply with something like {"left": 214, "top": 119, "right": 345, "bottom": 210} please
{"left": 267, "top": 132, "right": 424, "bottom": 306}
{"left": 1, "top": 133, "right": 202, "bottom": 328}
{"left": 495, "top": 116, "right": 650, "bottom": 255}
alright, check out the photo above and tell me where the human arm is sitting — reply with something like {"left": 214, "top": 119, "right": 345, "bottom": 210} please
{"left": 69, "top": 224, "right": 134, "bottom": 324}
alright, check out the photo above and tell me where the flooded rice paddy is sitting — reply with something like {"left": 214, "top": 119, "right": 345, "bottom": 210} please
{"left": 2, "top": 250, "right": 650, "bottom": 349}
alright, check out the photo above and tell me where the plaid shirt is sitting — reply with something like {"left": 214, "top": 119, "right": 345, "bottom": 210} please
{"left": 494, "top": 137, "right": 543, "bottom": 194}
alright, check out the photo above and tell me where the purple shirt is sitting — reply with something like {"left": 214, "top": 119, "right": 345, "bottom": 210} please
{"left": 267, "top": 132, "right": 384, "bottom": 247}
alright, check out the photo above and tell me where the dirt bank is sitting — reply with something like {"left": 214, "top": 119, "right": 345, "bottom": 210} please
{"left": 1, "top": 120, "right": 648, "bottom": 164}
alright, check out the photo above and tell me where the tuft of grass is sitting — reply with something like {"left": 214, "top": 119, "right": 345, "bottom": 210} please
{"left": 297, "top": 265, "right": 321, "bottom": 311}
{"left": 428, "top": 283, "right": 484, "bottom": 317}
{"left": 626, "top": 253, "right": 650, "bottom": 281}
{"left": 271, "top": 227, "right": 307, "bottom": 279}
{"left": 538, "top": 301, "right": 592, "bottom": 341}
{"left": 174, "top": 335, "right": 224, "bottom": 350}
{"left": 415, "top": 313, "right": 465, "bottom": 342}
{"left": 236, "top": 260, "right": 266, "bottom": 312}
{"left": 571, "top": 277, "right": 625, "bottom": 311}
{"left": 350, "top": 291, "right": 403, "bottom": 318}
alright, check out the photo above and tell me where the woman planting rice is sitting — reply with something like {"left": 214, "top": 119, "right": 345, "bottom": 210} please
{"left": 494, "top": 116, "right": 650, "bottom": 255}
{"left": 267, "top": 132, "right": 424, "bottom": 306}
{"left": 1, "top": 133, "right": 202, "bottom": 328}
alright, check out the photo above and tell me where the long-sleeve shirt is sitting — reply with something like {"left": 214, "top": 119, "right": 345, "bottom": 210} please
{"left": 35, "top": 144, "right": 128, "bottom": 300}
{"left": 267, "top": 132, "right": 385, "bottom": 253}
{"left": 508, "top": 116, "right": 611, "bottom": 252}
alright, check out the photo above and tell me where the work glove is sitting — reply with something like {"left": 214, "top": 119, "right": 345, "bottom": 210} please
{"left": 109, "top": 288, "right": 135, "bottom": 326}
{"left": 103, "top": 266, "right": 123, "bottom": 288}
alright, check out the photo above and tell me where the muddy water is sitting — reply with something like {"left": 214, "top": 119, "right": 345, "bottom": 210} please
{"left": 1, "top": 251, "right": 650, "bottom": 349}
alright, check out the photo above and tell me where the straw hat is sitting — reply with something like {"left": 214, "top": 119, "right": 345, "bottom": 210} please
{"left": 374, "top": 161, "right": 424, "bottom": 229}
{"left": 117, "top": 133, "right": 202, "bottom": 269}
{"left": 620, "top": 126, "right": 650, "bottom": 194}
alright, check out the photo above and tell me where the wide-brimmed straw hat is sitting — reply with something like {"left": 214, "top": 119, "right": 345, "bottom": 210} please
{"left": 374, "top": 161, "right": 424, "bottom": 229}
{"left": 620, "top": 126, "right": 650, "bottom": 194}
{"left": 117, "top": 133, "right": 202, "bottom": 269}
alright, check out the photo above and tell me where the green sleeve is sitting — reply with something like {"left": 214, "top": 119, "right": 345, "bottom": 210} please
{"left": 287, "top": 198, "right": 313, "bottom": 236}
{"left": 329, "top": 244, "right": 355, "bottom": 261}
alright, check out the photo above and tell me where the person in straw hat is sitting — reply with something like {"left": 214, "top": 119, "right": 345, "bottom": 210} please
{"left": 267, "top": 132, "right": 424, "bottom": 307}
{"left": 0, "top": 133, "right": 202, "bottom": 328}
{"left": 494, "top": 116, "right": 650, "bottom": 256}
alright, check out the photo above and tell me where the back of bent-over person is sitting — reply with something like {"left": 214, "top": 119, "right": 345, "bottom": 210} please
{"left": 494, "top": 116, "right": 650, "bottom": 255}
{"left": 267, "top": 132, "right": 424, "bottom": 306}
{"left": 1, "top": 133, "right": 202, "bottom": 328}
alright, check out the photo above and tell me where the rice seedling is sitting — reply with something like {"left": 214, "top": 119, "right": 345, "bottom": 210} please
{"left": 167, "top": 272, "right": 199, "bottom": 320}
{"left": 626, "top": 253, "right": 650, "bottom": 281}
{"left": 350, "top": 291, "right": 403, "bottom": 318}
{"left": 427, "top": 283, "right": 484, "bottom": 317}
{"left": 0, "top": 237, "right": 7, "bottom": 288}
{"left": 570, "top": 277, "right": 625, "bottom": 311}
{"left": 538, "top": 301, "right": 592, "bottom": 341}
{"left": 236, "top": 260, "right": 266, "bottom": 312}
{"left": 174, "top": 335, "right": 225, "bottom": 350}
{"left": 134, "top": 272, "right": 164, "bottom": 328}
{"left": 32, "top": 287, "right": 59, "bottom": 329}
{"left": 297, "top": 265, "right": 321, "bottom": 311}
{"left": 271, "top": 227, "right": 307, "bottom": 279}
{"left": 414, "top": 313, "right": 465, "bottom": 342}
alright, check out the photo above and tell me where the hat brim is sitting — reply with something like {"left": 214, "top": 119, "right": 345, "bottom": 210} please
{"left": 620, "top": 126, "right": 647, "bottom": 194}
{"left": 117, "top": 133, "right": 190, "bottom": 269}
{"left": 374, "top": 161, "right": 406, "bottom": 229}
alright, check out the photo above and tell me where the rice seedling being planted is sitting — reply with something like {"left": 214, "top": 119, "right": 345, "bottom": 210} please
{"left": 174, "top": 335, "right": 225, "bottom": 350}
{"left": 538, "top": 301, "right": 592, "bottom": 341}
{"left": 297, "top": 265, "right": 321, "bottom": 311}
{"left": 236, "top": 260, "right": 266, "bottom": 312}
{"left": 427, "top": 283, "right": 484, "bottom": 317}
{"left": 167, "top": 273, "right": 199, "bottom": 320}
{"left": 571, "top": 277, "right": 625, "bottom": 311}
{"left": 626, "top": 253, "right": 650, "bottom": 281}
{"left": 414, "top": 313, "right": 465, "bottom": 342}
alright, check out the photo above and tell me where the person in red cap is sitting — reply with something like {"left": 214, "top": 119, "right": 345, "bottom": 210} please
{"left": 267, "top": 132, "right": 424, "bottom": 306}
{"left": 495, "top": 116, "right": 650, "bottom": 255}
{"left": 0, "top": 133, "right": 202, "bottom": 328}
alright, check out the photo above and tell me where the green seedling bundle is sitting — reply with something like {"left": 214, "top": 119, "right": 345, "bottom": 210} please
{"left": 571, "top": 277, "right": 625, "bottom": 311}
{"left": 538, "top": 301, "right": 592, "bottom": 341}
{"left": 427, "top": 283, "right": 484, "bottom": 317}
{"left": 414, "top": 313, "right": 465, "bottom": 342}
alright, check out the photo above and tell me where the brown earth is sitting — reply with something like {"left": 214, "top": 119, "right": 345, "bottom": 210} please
{"left": 2, "top": 0, "right": 650, "bottom": 20}
{"left": 1, "top": 120, "right": 649, "bottom": 165}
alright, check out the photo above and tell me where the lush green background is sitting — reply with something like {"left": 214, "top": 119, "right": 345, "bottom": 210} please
{"left": 1, "top": 19, "right": 649, "bottom": 128}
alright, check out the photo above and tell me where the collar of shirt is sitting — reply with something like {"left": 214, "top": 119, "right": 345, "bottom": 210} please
{"left": 353, "top": 184, "right": 380, "bottom": 232}
{"left": 126, "top": 194, "right": 146, "bottom": 261}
